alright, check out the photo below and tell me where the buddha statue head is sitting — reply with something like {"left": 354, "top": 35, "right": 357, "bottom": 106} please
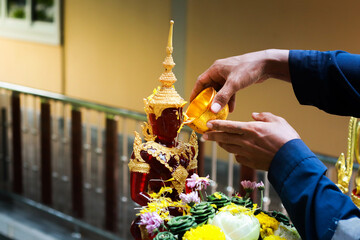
{"left": 143, "top": 20, "right": 186, "bottom": 147}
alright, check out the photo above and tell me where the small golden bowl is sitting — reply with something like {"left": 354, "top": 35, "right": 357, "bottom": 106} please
{"left": 185, "top": 87, "right": 229, "bottom": 134}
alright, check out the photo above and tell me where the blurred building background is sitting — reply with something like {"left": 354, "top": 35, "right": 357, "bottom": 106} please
{"left": 1, "top": 0, "right": 359, "bottom": 157}
{"left": 0, "top": 0, "right": 359, "bottom": 239}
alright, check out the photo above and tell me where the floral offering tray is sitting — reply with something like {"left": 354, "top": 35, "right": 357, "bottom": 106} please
{"left": 134, "top": 174, "right": 301, "bottom": 240}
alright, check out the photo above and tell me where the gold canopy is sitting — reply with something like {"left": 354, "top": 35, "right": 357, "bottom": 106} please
{"left": 144, "top": 20, "right": 186, "bottom": 118}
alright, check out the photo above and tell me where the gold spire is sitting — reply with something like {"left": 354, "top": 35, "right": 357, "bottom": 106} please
{"left": 160, "top": 20, "right": 176, "bottom": 87}
{"left": 144, "top": 20, "right": 186, "bottom": 118}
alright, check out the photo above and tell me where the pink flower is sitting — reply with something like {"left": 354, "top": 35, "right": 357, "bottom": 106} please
{"left": 186, "top": 173, "right": 210, "bottom": 191}
{"left": 139, "top": 212, "right": 163, "bottom": 235}
{"left": 256, "top": 181, "right": 264, "bottom": 190}
{"left": 179, "top": 191, "right": 201, "bottom": 204}
{"left": 241, "top": 180, "right": 257, "bottom": 191}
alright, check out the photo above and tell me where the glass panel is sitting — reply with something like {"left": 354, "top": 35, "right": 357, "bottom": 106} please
{"left": 32, "top": 0, "right": 54, "bottom": 22}
{"left": 7, "top": 0, "right": 26, "bottom": 19}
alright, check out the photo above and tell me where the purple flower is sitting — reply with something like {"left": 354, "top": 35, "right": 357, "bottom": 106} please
{"left": 186, "top": 173, "right": 210, "bottom": 191}
{"left": 241, "top": 180, "right": 257, "bottom": 191}
{"left": 179, "top": 191, "right": 201, "bottom": 204}
{"left": 139, "top": 212, "right": 163, "bottom": 235}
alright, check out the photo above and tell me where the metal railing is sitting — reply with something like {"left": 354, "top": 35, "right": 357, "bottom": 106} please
{"left": 0, "top": 81, "right": 343, "bottom": 239}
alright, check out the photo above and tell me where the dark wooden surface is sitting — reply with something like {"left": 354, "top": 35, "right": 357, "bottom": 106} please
{"left": 197, "top": 137, "right": 205, "bottom": 177}
{"left": 71, "top": 108, "right": 83, "bottom": 218}
{"left": 105, "top": 117, "right": 118, "bottom": 232}
{"left": 40, "top": 101, "right": 52, "bottom": 205}
{"left": 1, "top": 108, "right": 8, "bottom": 182}
{"left": 11, "top": 93, "right": 22, "bottom": 194}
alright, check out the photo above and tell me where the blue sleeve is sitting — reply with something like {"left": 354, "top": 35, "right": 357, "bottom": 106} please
{"left": 289, "top": 50, "right": 360, "bottom": 118}
{"left": 268, "top": 139, "right": 360, "bottom": 240}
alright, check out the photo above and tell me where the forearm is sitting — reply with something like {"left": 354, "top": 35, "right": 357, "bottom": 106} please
{"left": 289, "top": 50, "right": 360, "bottom": 117}
{"left": 263, "top": 49, "right": 291, "bottom": 83}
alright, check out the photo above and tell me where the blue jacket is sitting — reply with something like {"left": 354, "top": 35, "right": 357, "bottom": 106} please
{"left": 268, "top": 50, "right": 360, "bottom": 240}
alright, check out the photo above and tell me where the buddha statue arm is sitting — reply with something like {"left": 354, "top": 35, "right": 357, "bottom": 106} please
{"left": 130, "top": 171, "right": 151, "bottom": 206}
{"left": 128, "top": 155, "right": 152, "bottom": 206}
{"left": 129, "top": 152, "right": 175, "bottom": 205}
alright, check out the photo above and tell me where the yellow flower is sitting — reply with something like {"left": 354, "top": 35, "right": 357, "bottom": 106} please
{"left": 138, "top": 195, "right": 190, "bottom": 222}
{"left": 214, "top": 192, "right": 222, "bottom": 199}
{"left": 263, "top": 235, "right": 286, "bottom": 240}
{"left": 149, "top": 187, "right": 173, "bottom": 199}
{"left": 255, "top": 212, "right": 279, "bottom": 238}
{"left": 218, "top": 203, "right": 254, "bottom": 216}
{"left": 182, "top": 224, "right": 226, "bottom": 240}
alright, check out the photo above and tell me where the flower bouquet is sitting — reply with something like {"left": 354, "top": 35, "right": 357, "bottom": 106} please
{"left": 134, "top": 174, "right": 301, "bottom": 240}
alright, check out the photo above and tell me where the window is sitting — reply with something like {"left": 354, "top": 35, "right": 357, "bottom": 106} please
{"left": 0, "top": 0, "right": 61, "bottom": 45}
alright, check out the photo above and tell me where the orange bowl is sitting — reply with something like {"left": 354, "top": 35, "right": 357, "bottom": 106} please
{"left": 185, "top": 87, "right": 229, "bottom": 134}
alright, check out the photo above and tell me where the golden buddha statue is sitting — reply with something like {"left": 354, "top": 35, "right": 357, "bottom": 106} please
{"left": 128, "top": 20, "right": 198, "bottom": 208}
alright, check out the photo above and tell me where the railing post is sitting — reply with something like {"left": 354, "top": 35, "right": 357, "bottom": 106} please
{"left": 197, "top": 135, "right": 205, "bottom": 177}
{"left": 11, "top": 92, "right": 22, "bottom": 194}
{"left": 40, "top": 99, "right": 52, "bottom": 205}
{"left": 1, "top": 107, "right": 8, "bottom": 183}
{"left": 105, "top": 116, "right": 118, "bottom": 232}
{"left": 71, "top": 107, "right": 83, "bottom": 218}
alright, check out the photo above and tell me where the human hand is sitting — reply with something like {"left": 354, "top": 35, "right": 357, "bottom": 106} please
{"left": 202, "top": 112, "right": 300, "bottom": 171}
{"left": 190, "top": 49, "right": 290, "bottom": 113}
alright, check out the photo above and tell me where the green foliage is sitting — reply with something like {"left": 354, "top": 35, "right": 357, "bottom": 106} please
{"left": 11, "top": 8, "right": 25, "bottom": 19}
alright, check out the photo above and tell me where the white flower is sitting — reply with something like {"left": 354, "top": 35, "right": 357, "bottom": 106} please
{"left": 186, "top": 173, "right": 211, "bottom": 191}
{"left": 209, "top": 211, "right": 260, "bottom": 240}
{"left": 179, "top": 191, "right": 201, "bottom": 204}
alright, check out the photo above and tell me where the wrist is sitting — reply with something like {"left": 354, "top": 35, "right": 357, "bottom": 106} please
{"left": 263, "top": 49, "right": 290, "bottom": 82}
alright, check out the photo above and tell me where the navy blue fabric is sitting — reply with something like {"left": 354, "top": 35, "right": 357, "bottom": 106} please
{"left": 268, "top": 50, "right": 360, "bottom": 239}
{"left": 289, "top": 50, "right": 360, "bottom": 118}
{"left": 269, "top": 139, "right": 360, "bottom": 240}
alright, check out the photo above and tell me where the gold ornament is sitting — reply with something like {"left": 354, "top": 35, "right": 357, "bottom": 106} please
{"left": 143, "top": 20, "right": 186, "bottom": 119}
{"left": 132, "top": 134, "right": 198, "bottom": 170}
{"left": 172, "top": 165, "right": 189, "bottom": 194}
{"left": 336, "top": 117, "right": 357, "bottom": 193}
{"left": 132, "top": 131, "right": 145, "bottom": 163}
{"left": 336, "top": 117, "right": 360, "bottom": 208}
{"left": 128, "top": 158, "right": 150, "bottom": 174}
{"left": 130, "top": 131, "right": 198, "bottom": 194}
{"left": 142, "top": 122, "right": 156, "bottom": 142}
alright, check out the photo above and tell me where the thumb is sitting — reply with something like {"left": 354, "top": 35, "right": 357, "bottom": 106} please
{"left": 252, "top": 112, "right": 279, "bottom": 122}
{"left": 211, "top": 84, "right": 235, "bottom": 113}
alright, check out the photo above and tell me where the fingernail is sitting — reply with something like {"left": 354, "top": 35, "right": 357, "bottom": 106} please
{"left": 207, "top": 122, "right": 213, "bottom": 129}
{"left": 253, "top": 112, "right": 259, "bottom": 116}
{"left": 211, "top": 103, "right": 221, "bottom": 113}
